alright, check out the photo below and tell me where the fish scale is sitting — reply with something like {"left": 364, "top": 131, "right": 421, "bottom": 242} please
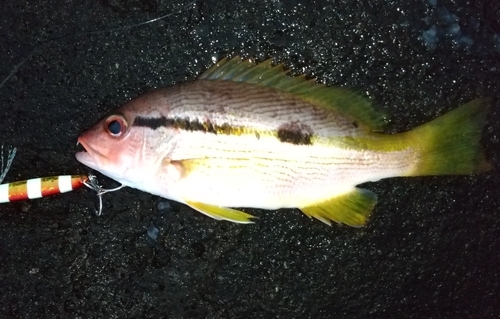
{"left": 166, "top": 80, "right": 363, "bottom": 136}
{"left": 170, "top": 141, "right": 414, "bottom": 208}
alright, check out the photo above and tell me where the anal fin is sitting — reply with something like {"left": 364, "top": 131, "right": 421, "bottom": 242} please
{"left": 300, "top": 188, "right": 377, "bottom": 227}
{"left": 186, "top": 201, "right": 256, "bottom": 224}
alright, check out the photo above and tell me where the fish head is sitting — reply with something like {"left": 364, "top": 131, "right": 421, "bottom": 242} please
{"left": 75, "top": 107, "right": 163, "bottom": 189}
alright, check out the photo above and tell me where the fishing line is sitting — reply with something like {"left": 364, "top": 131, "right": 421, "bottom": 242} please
{"left": 0, "top": 145, "right": 17, "bottom": 184}
{"left": 0, "top": 0, "right": 197, "bottom": 91}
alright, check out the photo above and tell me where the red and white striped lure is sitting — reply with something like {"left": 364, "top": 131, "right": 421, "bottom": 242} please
{"left": 0, "top": 175, "right": 89, "bottom": 203}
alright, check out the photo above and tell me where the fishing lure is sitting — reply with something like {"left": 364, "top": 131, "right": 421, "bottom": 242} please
{"left": 0, "top": 170, "right": 122, "bottom": 217}
{"left": 0, "top": 175, "right": 89, "bottom": 203}
{"left": 0, "top": 146, "right": 91, "bottom": 204}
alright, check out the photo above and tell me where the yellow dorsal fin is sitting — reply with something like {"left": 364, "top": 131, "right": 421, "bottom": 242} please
{"left": 300, "top": 188, "right": 377, "bottom": 227}
{"left": 186, "top": 201, "right": 256, "bottom": 224}
{"left": 199, "top": 56, "right": 386, "bottom": 130}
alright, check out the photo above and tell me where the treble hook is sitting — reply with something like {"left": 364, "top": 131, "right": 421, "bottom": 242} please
{"left": 83, "top": 173, "right": 124, "bottom": 216}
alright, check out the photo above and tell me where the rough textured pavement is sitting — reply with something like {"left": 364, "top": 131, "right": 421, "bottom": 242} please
{"left": 0, "top": 0, "right": 499, "bottom": 318}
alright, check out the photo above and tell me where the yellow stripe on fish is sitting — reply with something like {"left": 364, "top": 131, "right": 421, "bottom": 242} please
{"left": 75, "top": 56, "right": 491, "bottom": 227}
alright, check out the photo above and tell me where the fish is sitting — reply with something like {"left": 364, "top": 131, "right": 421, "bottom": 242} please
{"left": 75, "top": 56, "right": 491, "bottom": 227}
{"left": 0, "top": 175, "right": 89, "bottom": 203}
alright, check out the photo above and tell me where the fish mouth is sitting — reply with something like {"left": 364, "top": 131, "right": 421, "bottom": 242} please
{"left": 75, "top": 137, "right": 102, "bottom": 170}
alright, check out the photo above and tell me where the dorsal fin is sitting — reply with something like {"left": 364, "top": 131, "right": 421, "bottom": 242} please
{"left": 199, "top": 56, "right": 386, "bottom": 130}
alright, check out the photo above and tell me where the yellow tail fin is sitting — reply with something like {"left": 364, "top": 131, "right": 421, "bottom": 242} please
{"left": 405, "top": 98, "right": 492, "bottom": 176}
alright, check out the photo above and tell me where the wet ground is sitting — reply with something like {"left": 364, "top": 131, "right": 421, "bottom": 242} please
{"left": 0, "top": 0, "right": 499, "bottom": 318}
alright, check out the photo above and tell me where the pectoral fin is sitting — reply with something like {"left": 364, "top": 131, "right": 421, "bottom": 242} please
{"left": 300, "top": 188, "right": 377, "bottom": 227}
{"left": 186, "top": 201, "right": 256, "bottom": 224}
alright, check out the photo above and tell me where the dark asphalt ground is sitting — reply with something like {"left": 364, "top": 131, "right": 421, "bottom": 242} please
{"left": 0, "top": 0, "right": 499, "bottom": 318}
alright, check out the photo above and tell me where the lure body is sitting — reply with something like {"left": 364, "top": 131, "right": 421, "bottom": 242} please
{"left": 0, "top": 175, "right": 88, "bottom": 203}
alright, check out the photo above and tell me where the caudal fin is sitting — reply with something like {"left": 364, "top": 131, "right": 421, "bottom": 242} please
{"left": 405, "top": 98, "right": 492, "bottom": 176}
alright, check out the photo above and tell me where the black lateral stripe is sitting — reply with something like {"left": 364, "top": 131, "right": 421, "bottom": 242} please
{"left": 173, "top": 117, "right": 217, "bottom": 134}
{"left": 132, "top": 116, "right": 314, "bottom": 145}
{"left": 132, "top": 115, "right": 240, "bottom": 135}
{"left": 133, "top": 116, "right": 169, "bottom": 130}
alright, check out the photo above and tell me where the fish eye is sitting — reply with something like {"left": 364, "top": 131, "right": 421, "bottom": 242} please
{"left": 104, "top": 114, "right": 128, "bottom": 137}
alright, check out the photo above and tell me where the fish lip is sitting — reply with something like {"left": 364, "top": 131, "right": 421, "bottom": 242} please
{"left": 75, "top": 137, "right": 102, "bottom": 169}
{"left": 75, "top": 137, "right": 90, "bottom": 155}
